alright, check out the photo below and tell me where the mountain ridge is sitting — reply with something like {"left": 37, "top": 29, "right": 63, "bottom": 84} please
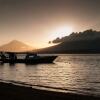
{"left": 36, "top": 29, "right": 100, "bottom": 54}
{"left": 0, "top": 40, "right": 34, "bottom": 52}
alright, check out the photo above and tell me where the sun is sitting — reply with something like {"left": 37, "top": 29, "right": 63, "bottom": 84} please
{"left": 51, "top": 26, "right": 73, "bottom": 39}
{"left": 56, "top": 26, "right": 73, "bottom": 37}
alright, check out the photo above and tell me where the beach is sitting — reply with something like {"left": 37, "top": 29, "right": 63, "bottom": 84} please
{"left": 0, "top": 82, "right": 100, "bottom": 100}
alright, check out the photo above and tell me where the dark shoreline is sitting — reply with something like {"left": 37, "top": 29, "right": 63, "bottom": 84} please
{"left": 0, "top": 82, "right": 100, "bottom": 100}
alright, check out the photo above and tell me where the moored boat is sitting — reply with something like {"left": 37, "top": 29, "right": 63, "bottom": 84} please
{"left": 0, "top": 52, "right": 57, "bottom": 64}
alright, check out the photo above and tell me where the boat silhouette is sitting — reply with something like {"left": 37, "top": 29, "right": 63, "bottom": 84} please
{"left": 0, "top": 52, "right": 57, "bottom": 64}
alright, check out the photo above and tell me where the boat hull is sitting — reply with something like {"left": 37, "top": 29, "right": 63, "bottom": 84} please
{"left": 0, "top": 56, "right": 57, "bottom": 64}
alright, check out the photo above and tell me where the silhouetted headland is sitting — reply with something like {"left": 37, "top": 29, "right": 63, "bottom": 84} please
{"left": 36, "top": 29, "right": 100, "bottom": 54}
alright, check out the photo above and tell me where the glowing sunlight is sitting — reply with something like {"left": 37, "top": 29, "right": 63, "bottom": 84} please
{"left": 50, "top": 26, "right": 73, "bottom": 39}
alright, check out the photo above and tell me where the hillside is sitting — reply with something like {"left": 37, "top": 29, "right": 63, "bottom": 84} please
{"left": 37, "top": 29, "right": 100, "bottom": 53}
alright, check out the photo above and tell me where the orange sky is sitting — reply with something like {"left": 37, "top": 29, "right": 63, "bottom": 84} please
{"left": 0, "top": 0, "right": 100, "bottom": 48}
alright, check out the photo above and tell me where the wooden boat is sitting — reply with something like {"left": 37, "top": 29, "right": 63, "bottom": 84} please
{"left": 0, "top": 56, "right": 57, "bottom": 64}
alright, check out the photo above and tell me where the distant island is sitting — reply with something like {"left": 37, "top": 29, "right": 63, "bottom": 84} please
{"left": 36, "top": 29, "right": 100, "bottom": 54}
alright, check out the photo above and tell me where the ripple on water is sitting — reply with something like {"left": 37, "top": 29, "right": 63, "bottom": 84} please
{"left": 0, "top": 54, "right": 100, "bottom": 97}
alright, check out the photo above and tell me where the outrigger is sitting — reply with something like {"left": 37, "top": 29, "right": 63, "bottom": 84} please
{"left": 0, "top": 52, "right": 57, "bottom": 64}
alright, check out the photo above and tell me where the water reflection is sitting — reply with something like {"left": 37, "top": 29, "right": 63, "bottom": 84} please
{"left": 0, "top": 55, "right": 100, "bottom": 96}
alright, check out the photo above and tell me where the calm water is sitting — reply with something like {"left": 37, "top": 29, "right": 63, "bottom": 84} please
{"left": 0, "top": 54, "right": 100, "bottom": 96}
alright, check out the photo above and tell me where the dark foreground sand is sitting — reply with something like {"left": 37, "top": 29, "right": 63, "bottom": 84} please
{"left": 0, "top": 82, "right": 100, "bottom": 100}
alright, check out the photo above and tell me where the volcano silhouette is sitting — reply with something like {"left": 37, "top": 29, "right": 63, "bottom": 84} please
{"left": 0, "top": 40, "right": 34, "bottom": 52}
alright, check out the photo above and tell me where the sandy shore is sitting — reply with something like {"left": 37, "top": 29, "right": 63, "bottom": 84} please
{"left": 0, "top": 82, "right": 100, "bottom": 100}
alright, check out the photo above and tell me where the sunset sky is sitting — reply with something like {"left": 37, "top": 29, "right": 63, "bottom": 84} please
{"left": 0, "top": 0, "right": 100, "bottom": 48}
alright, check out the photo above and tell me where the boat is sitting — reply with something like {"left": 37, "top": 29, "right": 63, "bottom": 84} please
{"left": 0, "top": 52, "right": 57, "bottom": 64}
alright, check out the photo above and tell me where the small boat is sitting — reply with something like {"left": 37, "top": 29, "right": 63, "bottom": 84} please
{"left": 0, "top": 52, "right": 57, "bottom": 64}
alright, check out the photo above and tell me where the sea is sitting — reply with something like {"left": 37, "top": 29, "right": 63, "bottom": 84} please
{"left": 0, "top": 54, "right": 100, "bottom": 97}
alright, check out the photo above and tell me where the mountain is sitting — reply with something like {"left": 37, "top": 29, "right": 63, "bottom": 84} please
{"left": 36, "top": 29, "right": 100, "bottom": 53}
{"left": 51, "top": 29, "right": 100, "bottom": 43}
{"left": 0, "top": 40, "right": 34, "bottom": 52}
